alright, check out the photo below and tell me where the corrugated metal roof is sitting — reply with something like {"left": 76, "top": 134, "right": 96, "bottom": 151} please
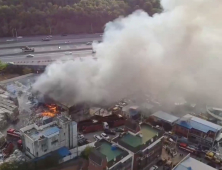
{"left": 42, "top": 126, "right": 60, "bottom": 137}
{"left": 152, "top": 111, "right": 179, "bottom": 123}
{"left": 174, "top": 156, "right": 216, "bottom": 170}
{"left": 176, "top": 114, "right": 222, "bottom": 133}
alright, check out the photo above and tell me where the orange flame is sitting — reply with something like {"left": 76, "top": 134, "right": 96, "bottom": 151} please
{"left": 41, "top": 104, "right": 58, "bottom": 117}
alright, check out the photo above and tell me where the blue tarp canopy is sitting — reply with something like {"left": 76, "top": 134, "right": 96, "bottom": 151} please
{"left": 176, "top": 114, "right": 222, "bottom": 133}
{"left": 56, "top": 147, "right": 71, "bottom": 157}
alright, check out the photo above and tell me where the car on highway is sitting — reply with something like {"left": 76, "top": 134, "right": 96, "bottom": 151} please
{"left": 65, "top": 52, "right": 72, "bottom": 55}
{"left": 101, "top": 133, "right": 109, "bottom": 140}
{"left": 26, "top": 54, "right": 34, "bottom": 58}
{"left": 149, "top": 165, "right": 158, "bottom": 170}
{"left": 42, "top": 37, "right": 51, "bottom": 41}
{"left": 21, "top": 46, "right": 35, "bottom": 52}
{"left": 6, "top": 39, "right": 15, "bottom": 42}
{"left": 17, "top": 36, "right": 23, "bottom": 39}
{"left": 94, "top": 135, "right": 102, "bottom": 141}
{"left": 86, "top": 42, "right": 92, "bottom": 45}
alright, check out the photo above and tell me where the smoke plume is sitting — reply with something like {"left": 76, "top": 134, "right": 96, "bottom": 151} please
{"left": 33, "top": 0, "right": 222, "bottom": 107}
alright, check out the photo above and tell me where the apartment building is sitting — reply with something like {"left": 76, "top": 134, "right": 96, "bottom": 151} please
{"left": 113, "top": 120, "right": 164, "bottom": 170}
{"left": 173, "top": 114, "right": 222, "bottom": 149}
{"left": 88, "top": 139, "right": 133, "bottom": 170}
{"left": 20, "top": 115, "right": 77, "bottom": 158}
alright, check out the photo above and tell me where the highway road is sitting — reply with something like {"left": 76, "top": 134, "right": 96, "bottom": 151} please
{"left": 0, "top": 37, "right": 101, "bottom": 49}
{"left": 0, "top": 33, "right": 102, "bottom": 43}
{"left": 0, "top": 44, "right": 92, "bottom": 56}
{"left": 0, "top": 50, "right": 93, "bottom": 63}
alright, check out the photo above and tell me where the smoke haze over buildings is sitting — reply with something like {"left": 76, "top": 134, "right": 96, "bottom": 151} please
{"left": 33, "top": 0, "right": 222, "bottom": 107}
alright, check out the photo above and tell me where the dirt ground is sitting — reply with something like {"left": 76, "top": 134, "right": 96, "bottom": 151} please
{"left": 0, "top": 73, "right": 20, "bottom": 81}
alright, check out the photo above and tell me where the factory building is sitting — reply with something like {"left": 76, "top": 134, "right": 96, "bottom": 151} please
{"left": 88, "top": 139, "right": 133, "bottom": 170}
{"left": 173, "top": 114, "right": 222, "bottom": 149}
{"left": 173, "top": 154, "right": 217, "bottom": 170}
{"left": 148, "top": 111, "right": 179, "bottom": 131}
{"left": 113, "top": 120, "right": 164, "bottom": 170}
{"left": 20, "top": 115, "right": 77, "bottom": 158}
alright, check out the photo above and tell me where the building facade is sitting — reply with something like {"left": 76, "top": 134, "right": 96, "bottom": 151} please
{"left": 113, "top": 121, "right": 164, "bottom": 170}
{"left": 20, "top": 115, "right": 77, "bottom": 158}
{"left": 173, "top": 114, "right": 222, "bottom": 149}
{"left": 88, "top": 140, "right": 133, "bottom": 170}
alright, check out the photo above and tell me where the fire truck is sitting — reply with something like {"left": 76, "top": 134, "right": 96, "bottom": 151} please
{"left": 7, "top": 128, "right": 21, "bottom": 139}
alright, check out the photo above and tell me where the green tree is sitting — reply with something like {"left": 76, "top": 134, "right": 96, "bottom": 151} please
{"left": 0, "top": 60, "right": 7, "bottom": 72}
{"left": 22, "top": 67, "right": 32, "bottom": 74}
{"left": 81, "top": 146, "right": 94, "bottom": 159}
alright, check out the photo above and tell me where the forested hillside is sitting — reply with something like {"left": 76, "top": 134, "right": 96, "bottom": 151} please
{"left": 0, "top": 0, "right": 161, "bottom": 37}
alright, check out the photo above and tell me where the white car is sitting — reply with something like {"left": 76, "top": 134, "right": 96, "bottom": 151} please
{"left": 6, "top": 39, "right": 15, "bottom": 42}
{"left": 65, "top": 52, "right": 72, "bottom": 55}
{"left": 101, "top": 133, "right": 109, "bottom": 140}
{"left": 149, "top": 165, "right": 158, "bottom": 170}
{"left": 86, "top": 42, "right": 92, "bottom": 45}
{"left": 26, "top": 54, "right": 34, "bottom": 58}
{"left": 94, "top": 135, "right": 102, "bottom": 141}
{"left": 78, "top": 133, "right": 84, "bottom": 140}
{"left": 17, "top": 36, "right": 23, "bottom": 39}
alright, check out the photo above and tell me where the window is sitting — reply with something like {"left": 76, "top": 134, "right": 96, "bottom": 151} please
{"left": 51, "top": 140, "right": 58, "bottom": 145}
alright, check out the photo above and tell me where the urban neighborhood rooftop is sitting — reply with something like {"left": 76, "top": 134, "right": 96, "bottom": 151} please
{"left": 23, "top": 124, "right": 60, "bottom": 141}
{"left": 174, "top": 155, "right": 217, "bottom": 170}
{"left": 120, "top": 124, "right": 158, "bottom": 148}
{"left": 152, "top": 111, "right": 179, "bottom": 124}
{"left": 91, "top": 140, "right": 129, "bottom": 167}
{"left": 113, "top": 123, "right": 162, "bottom": 153}
{"left": 176, "top": 114, "right": 222, "bottom": 133}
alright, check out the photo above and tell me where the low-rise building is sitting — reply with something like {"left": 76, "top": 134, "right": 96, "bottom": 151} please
{"left": 88, "top": 139, "right": 133, "bottom": 170}
{"left": 173, "top": 114, "right": 222, "bottom": 149}
{"left": 113, "top": 120, "right": 164, "bottom": 170}
{"left": 173, "top": 154, "right": 217, "bottom": 170}
{"left": 20, "top": 115, "right": 77, "bottom": 158}
{"left": 148, "top": 111, "right": 179, "bottom": 131}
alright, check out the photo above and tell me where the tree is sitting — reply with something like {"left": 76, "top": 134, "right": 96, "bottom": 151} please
{"left": 81, "top": 146, "right": 94, "bottom": 159}
{"left": 0, "top": 60, "right": 7, "bottom": 72}
{"left": 22, "top": 67, "right": 32, "bottom": 74}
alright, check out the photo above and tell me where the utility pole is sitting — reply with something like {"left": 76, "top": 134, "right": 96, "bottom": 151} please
{"left": 15, "top": 28, "right": 17, "bottom": 41}
{"left": 49, "top": 26, "right": 52, "bottom": 35}
{"left": 12, "top": 29, "right": 14, "bottom": 38}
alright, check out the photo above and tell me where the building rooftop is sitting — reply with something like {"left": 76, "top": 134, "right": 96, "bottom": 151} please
{"left": 152, "top": 111, "right": 179, "bottom": 124}
{"left": 121, "top": 124, "right": 157, "bottom": 148}
{"left": 113, "top": 123, "right": 163, "bottom": 153}
{"left": 174, "top": 155, "right": 217, "bottom": 170}
{"left": 24, "top": 124, "right": 60, "bottom": 141}
{"left": 125, "top": 119, "right": 140, "bottom": 133}
{"left": 176, "top": 114, "right": 222, "bottom": 133}
{"left": 91, "top": 140, "right": 129, "bottom": 167}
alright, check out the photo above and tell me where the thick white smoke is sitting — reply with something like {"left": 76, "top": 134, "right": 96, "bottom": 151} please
{"left": 33, "top": 0, "right": 222, "bottom": 106}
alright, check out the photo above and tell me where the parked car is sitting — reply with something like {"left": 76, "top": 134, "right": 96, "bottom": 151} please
{"left": 78, "top": 133, "right": 84, "bottom": 140}
{"left": 149, "top": 165, "right": 158, "bottom": 170}
{"left": 101, "top": 133, "right": 109, "bottom": 140}
{"left": 17, "top": 36, "right": 23, "bottom": 39}
{"left": 115, "top": 128, "right": 124, "bottom": 132}
{"left": 104, "top": 129, "right": 116, "bottom": 135}
{"left": 94, "top": 135, "right": 102, "bottom": 141}
{"left": 26, "top": 54, "right": 34, "bottom": 58}
{"left": 61, "top": 34, "right": 67, "bottom": 36}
